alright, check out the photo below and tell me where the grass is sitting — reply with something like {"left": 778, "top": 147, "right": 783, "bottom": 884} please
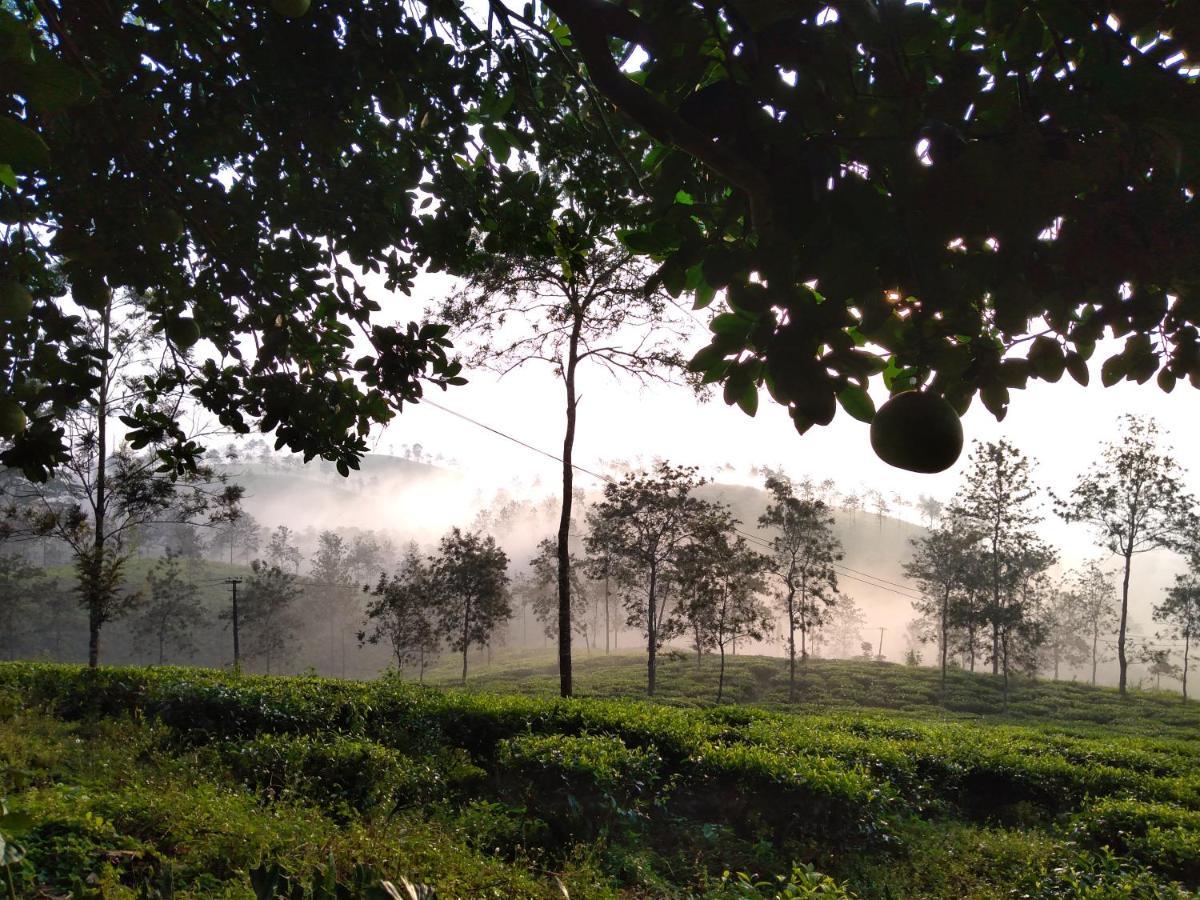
{"left": 428, "top": 647, "right": 1200, "bottom": 736}
{"left": 0, "top": 657, "right": 1196, "bottom": 898}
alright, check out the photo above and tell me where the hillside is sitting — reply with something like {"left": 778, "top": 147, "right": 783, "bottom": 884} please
{"left": 0, "top": 661, "right": 1197, "bottom": 898}
{"left": 218, "top": 459, "right": 931, "bottom": 661}
{"left": 427, "top": 648, "right": 1200, "bottom": 736}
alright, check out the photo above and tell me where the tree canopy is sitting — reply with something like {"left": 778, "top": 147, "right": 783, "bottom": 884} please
{"left": 4, "top": 0, "right": 1200, "bottom": 479}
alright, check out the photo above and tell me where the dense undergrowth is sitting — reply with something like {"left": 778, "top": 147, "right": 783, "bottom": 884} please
{"left": 0, "top": 660, "right": 1197, "bottom": 898}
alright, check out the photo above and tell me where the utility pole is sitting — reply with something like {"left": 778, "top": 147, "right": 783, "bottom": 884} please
{"left": 224, "top": 578, "right": 243, "bottom": 669}
{"left": 877, "top": 627, "right": 886, "bottom": 660}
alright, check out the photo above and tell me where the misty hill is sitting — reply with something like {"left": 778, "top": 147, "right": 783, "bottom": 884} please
{"left": 695, "top": 482, "right": 925, "bottom": 628}
{"left": 219, "top": 457, "right": 927, "bottom": 658}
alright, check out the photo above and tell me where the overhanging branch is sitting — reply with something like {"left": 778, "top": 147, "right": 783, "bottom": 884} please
{"left": 540, "top": 0, "right": 777, "bottom": 234}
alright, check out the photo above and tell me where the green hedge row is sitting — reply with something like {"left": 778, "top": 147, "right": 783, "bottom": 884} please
{"left": 3, "top": 662, "right": 1197, "bottom": 850}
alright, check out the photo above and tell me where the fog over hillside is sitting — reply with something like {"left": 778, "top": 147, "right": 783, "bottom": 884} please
{"left": 210, "top": 450, "right": 1186, "bottom": 685}
{"left": 5, "top": 433, "right": 1186, "bottom": 691}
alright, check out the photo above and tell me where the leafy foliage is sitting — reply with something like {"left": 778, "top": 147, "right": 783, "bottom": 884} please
{"left": 3, "top": 660, "right": 1199, "bottom": 896}
{"left": 1059, "top": 416, "right": 1198, "bottom": 693}
{"left": 544, "top": 0, "right": 1200, "bottom": 435}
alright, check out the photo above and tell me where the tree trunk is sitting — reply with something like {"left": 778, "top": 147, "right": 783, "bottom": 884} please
{"left": 990, "top": 501, "right": 1002, "bottom": 675}
{"left": 647, "top": 564, "right": 658, "bottom": 696}
{"left": 86, "top": 570, "right": 102, "bottom": 669}
{"left": 1001, "top": 633, "right": 1009, "bottom": 706}
{"left": 1091, "top": 623, "right": 1099, "bottom": 685}
{"left": 1118, "top": 548, "right": 1133, "bottom": 695}
{"left": 786, "top": 589, "right": 797, "bottom": 702}
{"left": 461, "top": 601, "right": 471, "bottom": 685}
{"left": 940, "top": 585, "right": 949, "bottom": 697}
{"left": 604, "top": 573, "right": 610, "bottom": 655}
{"left": 231, "top": 580, "right": 241, "bottom": 670}
{"left": 87, "top": 305, "right": 112, "bottom": 670}
{"left": 1183, "top": 631, "right": 1190, "bottom": 703}
{"left": 717, "top": 643, "right": 726, "bottom": 703}
{"left": 556, "top": 313, "right": 583, "bottom": 698}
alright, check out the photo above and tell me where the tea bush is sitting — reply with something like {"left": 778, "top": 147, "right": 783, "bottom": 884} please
{"left": 1, "top": 660, "right": 1197, "bottom": 898}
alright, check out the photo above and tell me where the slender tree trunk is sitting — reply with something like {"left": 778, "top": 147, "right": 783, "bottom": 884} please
{"left": 231, "top": 580, "right": 240, "bottom": 670}
{"left": 87, "top": 305, "right": 112, "bottom": 670}
{"left": 991, "top": 513, "right": 1001, "bottom": 676}
{"left": 604, "top": 573, "right": 610, "bottom": 655}
{"left": 1183, "top": 631, "right": 1190, "bottom": 703}
{"left": 940, "top": 585, "right": 949, "bottom": 697}
{"left": 1118, "top": 547, "right": 1133, "bottom": 695}
{"left": 717, "top": 643, "right": 726, "bottom": 703}
{"left": 556, "top": 314, "right": 583, "bottom": 698}
{"left": 1002, "top": 633, "right": 1009, "bottom": 706}
{"left": 1091, "top": 622, "right": 1099, "bottom": 685}
{"left": 461, "top": 601, "right": 471, "bottom": 685}
{"left": 647, "top": 564, "right": 658, "bottom": 696}
{"left": 786, "top": 589, "right": 797, "bottom": 702}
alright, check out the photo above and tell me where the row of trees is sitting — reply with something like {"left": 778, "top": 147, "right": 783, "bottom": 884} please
{"left": 343, "top": 463, "right": 859, "bottom": 700}
{"left": 907, "top": 416, "right": 1200, "bottom": 701}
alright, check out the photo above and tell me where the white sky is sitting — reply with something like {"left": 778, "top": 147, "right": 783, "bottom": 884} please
{"left": 372, "top": 271, "right": 1200, "bottom": 573}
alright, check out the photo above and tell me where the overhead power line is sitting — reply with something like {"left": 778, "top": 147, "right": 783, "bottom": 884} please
{"left": 421, "top": 397, "right": 926, "bottom": 602}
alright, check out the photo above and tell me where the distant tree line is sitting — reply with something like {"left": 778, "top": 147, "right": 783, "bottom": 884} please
{"left": 906, "top": 416, "right": 1199, "bottom": 702}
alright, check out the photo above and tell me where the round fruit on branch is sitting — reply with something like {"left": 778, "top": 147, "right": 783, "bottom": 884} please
{"left": 870, "top": 390, "right": 963, "bottom": 474}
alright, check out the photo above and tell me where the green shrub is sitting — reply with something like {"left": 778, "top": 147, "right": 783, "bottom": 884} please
{"left": 672, "top": 743, "right": 895, "bottom": 846}
{"left": 496, "top": 733, "right": 663, "bottom": 848}
{"left": 1011, "top": 846, "right": 1193, "bottom": 899}
{"left": 225, "top": 733, "right": 481, "bottom": 814}
{"left": 710, "top": 862, "right": 857, "bottom": 898}
{"left": 1072, "top": 799, "right": 1200, "bottom": 888}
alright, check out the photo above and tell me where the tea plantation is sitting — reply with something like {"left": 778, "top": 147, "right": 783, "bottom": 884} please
{"left": 0, "top": 659, "right": 1197, "bottom": 898}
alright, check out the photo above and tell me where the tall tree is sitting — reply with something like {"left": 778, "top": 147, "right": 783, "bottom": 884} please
{"left": 995, "top": 537, "right": 1055, "bottom": 698}
{"left": 442, "top": 218, "right": 688, "bottom": 698}
{"left": 209, "top": 508, "right": 262, "bottom": 566}
{"left": 905, "top": 519, "right": 982, "bottom": 694}
{"left": 0, "top": 292, "right": 237, "bottom": 666}
{"left": 683, "top": 528, "right": 771, "bottom": 703}
{"left": 431, "top": 528, "right": 510, "bottom": 684}
{"left": 528, "top": 537, "right": 594, "bottom": 651}
{"left": 583, "top": 503, "right": 629, "bottom": 655}
{"left": 1155, "top": 565, "right": 1200, "bottom": 703}
{"left": 826, "top": 595, "right": 867, "bottom": 660}
{"left": 1058, "top": 416, "right": 1197, "bottom": 695}
{"left": 952, "top": 440, "right": 1042, "bottom": 678}
{"left": 587, "top": 462, "right": 713, "bottom": 696}
{"left": 916, "top": 496, "right": 944, "bottom": 529}
{"left": 264, "top": 525, "right": 303, "bottom": 574}
{"left": 309, "top": 531, "right": 355, "bottom": 677}
{"left": 360, "top": 543, "right": 440, "bottom": 680}
{"left": 133, "top": 549, "right": 204, "bottom": 665}
{"left": 1067, "top": 562, "right": 1119, "bottom": 687}
{"left": 234, "top": 560, "right": 302, "bottom": 675}
{"left": 347, "top": 533, "right": 385, "bottom": 584}
{"left": 758, "top": 473, "right": 842, "bottom": 701}
{"left": 1037, "top": 582, "right": 1091, "bottom": 682}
